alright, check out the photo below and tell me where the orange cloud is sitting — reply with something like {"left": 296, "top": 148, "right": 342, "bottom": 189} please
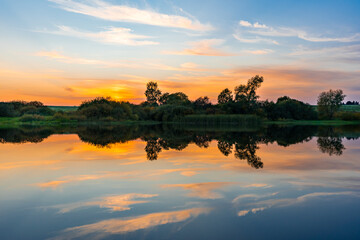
{"left": 164, "top": 39, "right": 235, "bottom": 56}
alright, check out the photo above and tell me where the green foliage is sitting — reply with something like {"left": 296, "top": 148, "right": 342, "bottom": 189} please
{"left": 336, "top": 112, "right": 360, "bottom": 121}
{"left": 0, "top": 101, "right": 55, "bottom": 117}
{"left": 0, "top": 103, "right": 17, "bottom": 117}
{"left": 150, "top": 105, "right": 194, "bottom": 122}
{"left": 78, "top": 97, "right": 138, "bottom": 121}
{"left": 19, "top": 114, "right": 45, "bottom": 122}
{"left": 159, "top": 92, "right": 191, "bottom": 105}
{"left": 317, "top": 89, "right": 346, "bottom": 119}
{"left": 273, "top": 96, "right": 317, "bottom": 120}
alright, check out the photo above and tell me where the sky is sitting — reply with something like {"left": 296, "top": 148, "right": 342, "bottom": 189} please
{"left": 0, "top": 0, "right": 360, "bottom": 105}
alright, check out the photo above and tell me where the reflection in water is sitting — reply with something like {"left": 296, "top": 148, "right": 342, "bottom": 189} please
{"left": 1, "top": 124, "right": 359, "bottom": 169}
{"left": 50, "top": 193, "right": 158, "bottom": 213}
{"left": 1, "top": 124, "right": 360, "bottom": 239}
{"left": 317, "top": 137, "right": 345, "bottom": 156}
{"left": 56, "top": 208, "right": 212, "bottom": 240}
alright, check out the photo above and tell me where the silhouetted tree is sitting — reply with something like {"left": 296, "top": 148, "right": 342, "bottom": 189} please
{"left": 193, "top": 96, "right": 211, "bottom": 109}
{"left": 145, "top": 81, "right": 162, "bottom": 105}
{"left": 218, "top": 88, "right": 233, "bottom": 104}
{"left": 234, "top": 75, "right": 263, "bottom": 105}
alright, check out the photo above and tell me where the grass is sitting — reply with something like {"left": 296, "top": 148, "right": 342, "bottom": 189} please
{"left": 0, "top": 116, "right": 160, "bottom": 128}
{"left": 48, "top": 106, "right": 78, "bottom": 112}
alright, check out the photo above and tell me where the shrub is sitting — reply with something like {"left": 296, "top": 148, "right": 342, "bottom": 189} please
{"left": 19, "top": 114, "right": 45, "bottom": 122}
{"left": 336, "top": 112, "right": 360, "bottom": 121}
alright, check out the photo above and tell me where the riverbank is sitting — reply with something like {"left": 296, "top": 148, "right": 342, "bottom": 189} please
{"left": 1, "top": 116, "right": 360, "bottom": 128}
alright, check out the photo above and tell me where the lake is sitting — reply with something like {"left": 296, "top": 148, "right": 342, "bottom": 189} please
{"left": 1, "top": 124, "right": 360, "bottom": 239}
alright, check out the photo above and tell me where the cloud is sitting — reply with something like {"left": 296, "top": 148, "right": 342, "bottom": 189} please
{"left": 164, "top": 39, "right": 235, "bottom": 56}
{"left": 233, "top": 33, "right": 279, "bottom": 45}
{"left": 49, "top": 0, "right": 213, "bottom": 31}
{"left": 243, "top": 49, "right": 273, "bottom": 55}
{"left": 162, "top": 182, "right": 235, "bottom": 199}
{"left": 54, "top": 208, "right": 212, "bottom": 239}
{"left": 49, "top": 193, "right": 158, "bottom": 213}
{"left": 244, "top": 183, "right": 272, "bottom": 188}
{"left": 37, "top": 51, "right": 213, "bottom": 73}
{"left": 238, "top": 20, "right": 360, "bottom": 43}
{"left": 239, "top": 20, "right": 268, "bottom": 29}
{"left": 45, "top": 25, "right": 158, "bottom": 46}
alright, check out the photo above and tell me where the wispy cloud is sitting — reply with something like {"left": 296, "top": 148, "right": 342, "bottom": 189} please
{"left": 44, "top": 25, "right": 158, "bottom": 46}
{"left": 49, "top": 0, "right": 213, "bottom": 31}
{"left": 237, "top": 20, "right": 360, "bottom": 43}
{"left": 164, "top": 39, "right": 235, "bottom": 56}
{"left": 233, "top": 32, "right": 279, "bottom": 45}
{"left": 37, "top": 51, "right": 213, "bottom": 73}
{"left": 54, "top": 208, "right": 212, "bottom": 239}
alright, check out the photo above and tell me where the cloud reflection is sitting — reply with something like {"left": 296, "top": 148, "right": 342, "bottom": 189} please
{"left": 54, "top": 207, "right": 212, "bottom": 239}
{"left": 162, "top": 182, "right": 235, "bottom": 199}
{"left": 50, "top": 193, "right": 158, "bottom": 213}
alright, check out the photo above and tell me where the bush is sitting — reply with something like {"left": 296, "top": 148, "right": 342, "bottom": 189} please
{"left": 77, "top": 97, "right": 137, "bottom": 120}
{"left": 52, "top": 111, "right": 71, "bottom": 121}
{"left": 19, "top": 114, "right": 45, "bottom": 122}
{"left": 150, "top": 105, "right": 194, "bottom": 122}
{"left": 336, "top": 112, "right": 360, "bottom": 121}
{"left": 0, "top": 103, "right": 17, "bottom": 117}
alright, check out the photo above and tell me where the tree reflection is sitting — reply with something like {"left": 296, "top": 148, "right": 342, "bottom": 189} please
{"left": 217, "top": 140, "right": 232, "bottom": 156}
{"left": 1, "top": 124, "right": 359, "bottom": 168}
{"left": 234, "top": 140, "right": 263, "bottom": 169}
{"left": 317, "top": 137, "right": 345, "bottom": 156}
{"left": 145, "top": 139, "right": 162, "bottom": 161}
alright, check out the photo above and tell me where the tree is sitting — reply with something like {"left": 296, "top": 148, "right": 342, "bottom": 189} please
{"left": 159, "top": 92, "right": 190, "bottom": 105}
{"left": 145, "top": 81, "right": 161, "bottom": 105}
{"left": 317, "top": 89, "right": 345, "bottom": 119}
{"left": 193, "top": 96, "right": 211, "bottom": 109}
{"left": 234, "top": 75, "right": 263, "bottom": 104}
{"left": 217, "top": 88, "right": 233, "bottom": 104}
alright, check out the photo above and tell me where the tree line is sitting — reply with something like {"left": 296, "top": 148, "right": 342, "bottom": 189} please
{"left": 0, "top": 75, "right": 358, "bottom": 122}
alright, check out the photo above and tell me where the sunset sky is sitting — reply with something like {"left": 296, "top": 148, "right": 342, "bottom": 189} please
{"left": 1, "top": 0, "right": 359, "bottom": 105}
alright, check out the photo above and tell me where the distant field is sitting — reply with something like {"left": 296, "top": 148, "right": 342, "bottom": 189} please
{"left": 48, "top": 106, "right": 78, "bottom": 112}
{"left": 340, "top": 105, "right": 360, "bottom": 112}
{"left": 312, "top": 105, "right": 360, "bottom": 112}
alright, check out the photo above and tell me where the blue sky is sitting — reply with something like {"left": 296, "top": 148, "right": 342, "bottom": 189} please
{"left": 0, "top": 0, "right": 359, "bottom": 105}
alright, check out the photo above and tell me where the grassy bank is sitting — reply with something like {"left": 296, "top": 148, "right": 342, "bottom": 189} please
{"left": 48, "top": 106, "right": 78, "bottom": 112}
{"left": 0, "top": 116, "right": 160, "bottom": 128}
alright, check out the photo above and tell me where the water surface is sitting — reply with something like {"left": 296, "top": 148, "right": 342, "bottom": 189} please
{"left": 1, "top": 124, "right": 360, "bottom": 239}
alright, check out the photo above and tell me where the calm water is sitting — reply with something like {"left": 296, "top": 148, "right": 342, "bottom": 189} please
{"left": 1, "top": 124, "right": 360, "bottom": 240}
